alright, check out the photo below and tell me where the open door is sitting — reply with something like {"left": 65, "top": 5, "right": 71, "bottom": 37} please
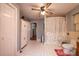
{"left": 31, "top": 23, "right": 37, "bottom": 40}
{"left": 21, "top": 19, "right": 31, "bottom": 49}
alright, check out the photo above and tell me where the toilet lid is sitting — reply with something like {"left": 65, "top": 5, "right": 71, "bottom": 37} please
{"left": 62, "top": 44, "right": 73, "bottom": 49}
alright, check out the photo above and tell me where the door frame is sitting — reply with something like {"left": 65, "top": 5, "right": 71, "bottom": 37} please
{"left": 31, "top": 23, "right": 37, "bottom": 40}
{"left": 7, "top": 3, "right": 21, "bottom": 52}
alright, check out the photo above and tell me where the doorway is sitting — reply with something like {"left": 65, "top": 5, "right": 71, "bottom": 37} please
{"left": 31, "top": 23, "right": 37, "bottom": 40}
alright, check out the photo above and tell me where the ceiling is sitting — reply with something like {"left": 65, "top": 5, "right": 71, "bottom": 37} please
{"left": 18, "top": 3, "right": 79, "bottom": 21}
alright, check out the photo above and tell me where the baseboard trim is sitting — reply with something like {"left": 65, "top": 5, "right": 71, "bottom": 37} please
{"left": 21, "top": 44, "right": 27, "bottom": 49}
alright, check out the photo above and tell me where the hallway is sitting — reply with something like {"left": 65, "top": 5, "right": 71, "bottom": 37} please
{"left": 17, "top": 40, "right": 59, "bottom": 56}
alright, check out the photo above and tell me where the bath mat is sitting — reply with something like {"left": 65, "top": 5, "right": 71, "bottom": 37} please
{"left": 55, "top": 49, "right": 72, "bottom": 56}
{"left": 55, "top": 49, "right": 64, "bottom": 56}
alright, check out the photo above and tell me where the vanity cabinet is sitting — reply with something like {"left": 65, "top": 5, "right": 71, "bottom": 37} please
{"left": 76, "top": 24, "right": 79, "bottom": 32}
{"left": 74, "top": 14, "right": 79, "bottom": 56}
{"left": 76, "top": 42, "right": 79, "bottom": 56}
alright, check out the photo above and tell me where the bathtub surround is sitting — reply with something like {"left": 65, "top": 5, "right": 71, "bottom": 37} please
{"left": 44, "top": 17, "right": 67, "bottom": 46}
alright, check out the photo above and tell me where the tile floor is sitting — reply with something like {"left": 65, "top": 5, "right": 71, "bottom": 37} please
{"left": 17, "top": 40, "right": 61, "bottom": 56}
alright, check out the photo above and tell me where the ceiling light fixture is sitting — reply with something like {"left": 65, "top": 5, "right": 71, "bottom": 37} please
{"left": 41, "top": 11, "right": 45, "bottom": 15}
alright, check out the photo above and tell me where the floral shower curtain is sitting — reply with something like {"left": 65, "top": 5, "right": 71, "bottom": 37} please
{"left": 45, "top": 17, "right": 67, "bottom": 45}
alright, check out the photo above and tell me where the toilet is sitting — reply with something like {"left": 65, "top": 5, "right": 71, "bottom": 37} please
{"left": 62, "top": 43, "right": 75, "bottom": 55}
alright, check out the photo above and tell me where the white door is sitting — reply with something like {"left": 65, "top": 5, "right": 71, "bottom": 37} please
{"left": 0, "top": 4, "right": 17, "bottom": 55}
{"left": 26, "top": 22, "right": 31, "bottom": 41}
{"left": 21, "top": 19, "right": 27, "bottom": 48}
{"left": 21, "top": 19, "right": 31, "bottom": 48}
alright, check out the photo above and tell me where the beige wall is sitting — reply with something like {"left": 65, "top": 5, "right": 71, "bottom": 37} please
{"left": 66, "top": 5, "right": 79, "bottom": 31}
{"left": 66, "top": 5, "right": 79, "bottom": 48}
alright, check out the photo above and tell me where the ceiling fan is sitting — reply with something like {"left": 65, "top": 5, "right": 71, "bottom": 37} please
{"left": 31, "top": 3, "right": 54, "bottom": 16}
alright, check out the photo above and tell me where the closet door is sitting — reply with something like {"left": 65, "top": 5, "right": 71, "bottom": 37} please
{"left": 0, "top": 4, "right": 17, "bottom": 55}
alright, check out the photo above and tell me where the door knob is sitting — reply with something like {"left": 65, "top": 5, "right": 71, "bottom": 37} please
{"left": 1, "top": 37, "right": 4, "bottom": 40}
{"left": 24, "top": 37, "right": 26, "bottom": 40}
